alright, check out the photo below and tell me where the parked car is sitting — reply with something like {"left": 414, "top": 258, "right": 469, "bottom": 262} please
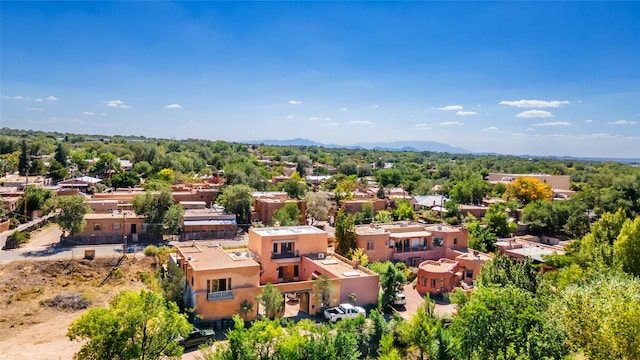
{"left": 177, "top": 328, "right": 215, "bottom": 348}
{"left": 393, "top": 293, "right": 407, "bottom": 306}
{"left": 324, "top": 303, "right": 366, "bottom": 322}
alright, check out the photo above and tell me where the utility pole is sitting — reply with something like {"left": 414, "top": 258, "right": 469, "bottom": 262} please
{"left": 24, "top": 161, "right": 31, "bottom": 222}
{"left": 122, "top": 211, "right": 128, "bottom": 256}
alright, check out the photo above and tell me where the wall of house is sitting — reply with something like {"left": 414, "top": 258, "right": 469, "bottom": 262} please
{"left": 416, "top": 262, "right": 458, "bottom": 295}
{"left": 249, "top": 228, "right": 328, "bottom": 285}
{"left": 356, "top": 232, "right": 394, "bottom": 262}
{"left": 88, "top": 200, "right": 119, "bottom": 213}
{"left": 173, "top": 189, "right": 218, "bottom": 205}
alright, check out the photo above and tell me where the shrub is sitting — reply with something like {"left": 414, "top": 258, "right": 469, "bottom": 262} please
{"left": 43, "top": 293, "right": 90, "bottom": 310}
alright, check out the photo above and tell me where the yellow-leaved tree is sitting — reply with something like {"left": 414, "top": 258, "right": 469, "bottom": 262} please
{"left": 503, "top": 177, "right": 552, "bottom": 204}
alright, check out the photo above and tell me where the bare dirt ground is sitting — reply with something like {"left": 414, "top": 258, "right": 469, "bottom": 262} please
{"left": 0, "top": 237, "right": 155, "bottom": 360}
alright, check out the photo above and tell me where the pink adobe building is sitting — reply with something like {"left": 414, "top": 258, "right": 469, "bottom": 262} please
{"left": 174, "top": 225, "right": 379, "bottom": 322}
{"left": 251, "top": 192, "right": 306, "bottom": 226}
{"left": 355, "top": 222, "right": 491, "bottom": 295}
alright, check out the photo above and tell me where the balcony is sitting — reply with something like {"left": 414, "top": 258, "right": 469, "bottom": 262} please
{"left": 207, "top": 290, "right": 234, "bottom": 301}
{"left": 271, "top": 250, "right": 299, "bottom": 259}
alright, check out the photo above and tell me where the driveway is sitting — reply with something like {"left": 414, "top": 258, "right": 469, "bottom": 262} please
{"left": 395, "top": 283, "right": 457, "bottom": 320}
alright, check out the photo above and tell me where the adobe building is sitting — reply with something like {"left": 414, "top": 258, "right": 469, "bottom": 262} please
{"left": 181, "top": 208, "right": 238, "bottom": 241}
{"left": 65, "top": 211, "right": 157, "bottom": 245}
{"left": 355, "top": 222, "right": 490, "bottom": 295}
{"left": 487, "top": 173, "right": 571, "bottom": 191}
{"left": 251, "top": 191, "right": 306, "bottom": 226}
{"left": 174, "top": 225, "right": 379, "bottom": 322}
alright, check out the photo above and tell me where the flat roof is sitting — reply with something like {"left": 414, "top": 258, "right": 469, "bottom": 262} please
{"left": 306, "top": 256, "right": 378, "bottom": 279}
{"left": 84, "top": 212, "right": 144, "bottom": 220}
{"left": 419, "top": 260, "right": 458, "bottom": 273}
{"left": 389, "top": 231, "right": 432, "bottom": 239}
{"left": 424, "top": 224, "right": 465, "bottom": 233}
{"left": 184, "top": 219, "right": 237, "bottom": 226}
{"left": 179, "top": 244, "right": 259, "bottom": 271}
{"left": 252, "top": 226, "right": 325, "bottom": 236}
{"left": 507, "top": 246, "right": 557, "bottom": 262}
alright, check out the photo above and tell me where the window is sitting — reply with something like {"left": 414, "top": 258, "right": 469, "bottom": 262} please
{"left": 93, "top": 223, "right": 102, "bottom": 231}
{"left": 431, "top": 279, "right": 436, "bottom": 288}
{"left": 389, "top": 240, "right": 395, "bottom": 249}
{"left": 367, "top": 240, "right": 374, "bottom": 251}
{"left": 440, "top": 279, "right": 444, "bottom": 288}
{"left": 209, "top": 278, "right": 232, "bottom": 292}
{"left": 423, "top": 277, "right": 427, "bottom": 287}
{"left": 433, "top": 237, "right": 444, "bottom": 247}
{"left": 466, "top": 270, "right": 473, "bottom": 279}
{"left": 112, "top": 223, "right": 121, "bottom": 230}
{"left": 107, "top": 208, "right": 113, "bottom": 213}
{"left": 293, "top": 265, "right": 299, "bottom": 277}
{"left": 453, "top": 238, "right": 457, "bottom": 245}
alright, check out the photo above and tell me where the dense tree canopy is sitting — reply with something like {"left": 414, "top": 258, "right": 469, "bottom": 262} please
{"left": 67, "top": 290, "right": 191, "bottom": 360}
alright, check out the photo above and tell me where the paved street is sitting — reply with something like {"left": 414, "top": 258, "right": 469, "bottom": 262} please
{"left": 0, "top": 223, "right": 249, "bottom": 264}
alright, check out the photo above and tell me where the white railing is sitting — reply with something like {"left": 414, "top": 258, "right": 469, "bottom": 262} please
{"left": 207, "top": 290, "right": 234, "bottom": 301}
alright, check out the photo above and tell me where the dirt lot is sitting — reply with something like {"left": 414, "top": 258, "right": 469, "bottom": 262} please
{"left": 0, "top": 256, "right": 156, "bottom": 360}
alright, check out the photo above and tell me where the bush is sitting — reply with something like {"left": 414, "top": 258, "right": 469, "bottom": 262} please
{"left": 43, "top": 293, "right": 90, "bottom": 310}
{"left": 143, "top": 245, "right": 159, "bottom": 257}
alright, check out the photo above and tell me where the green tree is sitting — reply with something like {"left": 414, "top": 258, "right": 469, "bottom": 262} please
{"left": 483, "top": 202, "right": 517, "bottom": 237}
{"left": 92, "top": 152, "right": 122, "bottom": 178}
{"left": 272, "top": 202, "right": 301, "bottom": 226}
{"left": 46, "top": 195, "right": 91, "bottom": 236}
{"left": 216, "top": 184, "right": 253, "bottom": 224}
{"left": 132, "top": 189, "right": 181, "bottom": 235}
{"left": 295, "top": 154, "right": 312, "bottom": 176}
{"left": 465, "top": 215, "right": 497, "bottom": 253}
{"left": 305, "top": 191, "right": 332, "bottom": 225}
{"left": 380, "top": 262, "right": 406, "bottom": 311}
{"left": 312, "top": 274, "right": 335, "bottom": 309}
{"left": 449, "top": 177, "right": 489, "bottom": 205}
{"left": 281, "top": 179, "right": 307, "bottom": 199}
{"left": 551, "top": 272, "right": 640, "bottom": 360}
{"left": 18, "top": 138, "right": 29, "bottom": 176}
{"left": 334, "top": 209, "right": 356, "bottom": 256}
{"left": 48, "top": 159, "right": 69, "bottom": 180}
{"left": 450, "top": 285, "right": 566, "bottom": 360}
{"left": 477, "top": 254, "right": 539, "bottom": 294}
{"left": 110, "top": 171, "right": 141, "bottom": 189}
{"left": 160, "top": 262, "right": 185, "bottom": 308}
{"left": 54, "top": 142, "right": 69, "bottom": 166}
{"left": 67, "top": 290, "right": 191, "bottom": 360}
{"left": 614, "top": 216, "right": 640, "bottom": 276}
{"left": 258, "top": 283, "right": 283, "bottom": 319}
{"left": 18, "top": 185, "right": 55, "bottom": 219}
{"left": 393, "top": 200, "right": 415, "bottom": 221}
{"left": 399, "top": 297, "right": 439, "bottom": 360}
{"left": 374, "top": 210, "right": 394, "bottom": 224}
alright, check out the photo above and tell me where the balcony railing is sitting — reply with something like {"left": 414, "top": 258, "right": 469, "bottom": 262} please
{"left": 207, "top": 290, "right": 234, "bottom": 301}
{"left": 271, "top": 250, "right": 299, "bottom": 259}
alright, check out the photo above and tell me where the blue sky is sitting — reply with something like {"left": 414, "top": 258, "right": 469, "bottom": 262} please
{"left": 1, "top": 1, "right": 639, "bottom": 158}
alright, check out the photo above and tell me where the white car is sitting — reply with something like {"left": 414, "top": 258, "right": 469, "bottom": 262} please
{"left": 393, "top": 293, "right": 406, "bottom": 306}
{"left": 324, "top": 303, "right": 366, "bottom": 322}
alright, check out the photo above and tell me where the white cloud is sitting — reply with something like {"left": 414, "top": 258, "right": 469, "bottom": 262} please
{"left": 340, "top": 107, "right": 348, "bottom": 111}
{"left": 288, "top": 100, "right": 301, "bottom": 105}
{"left": 436, "top": 105, "right": 463, "bottom": 111}
{"left": 3, "top": 95, "right": 25, "bottom": 100}
{"left": 584, "top": 119, "right": 593, "bottom": 123}
{"left": 516, "top": 110, "right": 554, "bottom": 118}
{"left": 285, "top": 115, "right": 295, "bottom": 119}
{"left": 82, "top": 112, "right": 96, "bottom": 115}
{"left": 608, "top": 120, "right": 638, "bottom": 125}
{"left": 25, "top": 107, "right": 44, "bottom": 111}
{"left": 415, "top": 123, "right": 430, "bottom": 130}
{"left": 483, "top": 126, "right": 499, "bottom": 132}
{"left": 106, "top": 100, "right": 129, "bottom": 108}
{"left": 349, "top": 120, "right": 375, "bottom": 125}
{"left": 164, "top": 104, "right": 182, "bottom": 109}
{"left": 328, "top": 122, "right": 339, "bottom": 128}
{"left": 530, "top": 121, "right": 571, "bottom": 127}
{"left": 526, "top": 128, "right": 536, "bottom": 132}
{"left": 33, "top": 98, "right": 43, "bottom": 102}
{"left": 440, "top": 121, "right": 464, "bottom": 126}
{"left": 456, "top": 111, "right": 477, "bottom": 116}
{"left": 499, "top": 99, "right": 570, "bottom": 108}
{"left": 368, "top": 105, "right": 379, "bottom": 109}
{"left": 309, "top": 117, "right": 332, "bottom": 121}
{"left": 46, "top": 96, "right": 59, "bottom": 101}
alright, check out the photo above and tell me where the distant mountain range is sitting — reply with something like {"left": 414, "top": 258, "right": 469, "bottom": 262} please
{"left": 244, "top": 138, "right": 470, "bottom": 154}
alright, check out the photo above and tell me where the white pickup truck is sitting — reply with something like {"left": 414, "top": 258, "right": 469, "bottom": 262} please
{"left": 324, "top": 303, "right": 366, "bottom": 322}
